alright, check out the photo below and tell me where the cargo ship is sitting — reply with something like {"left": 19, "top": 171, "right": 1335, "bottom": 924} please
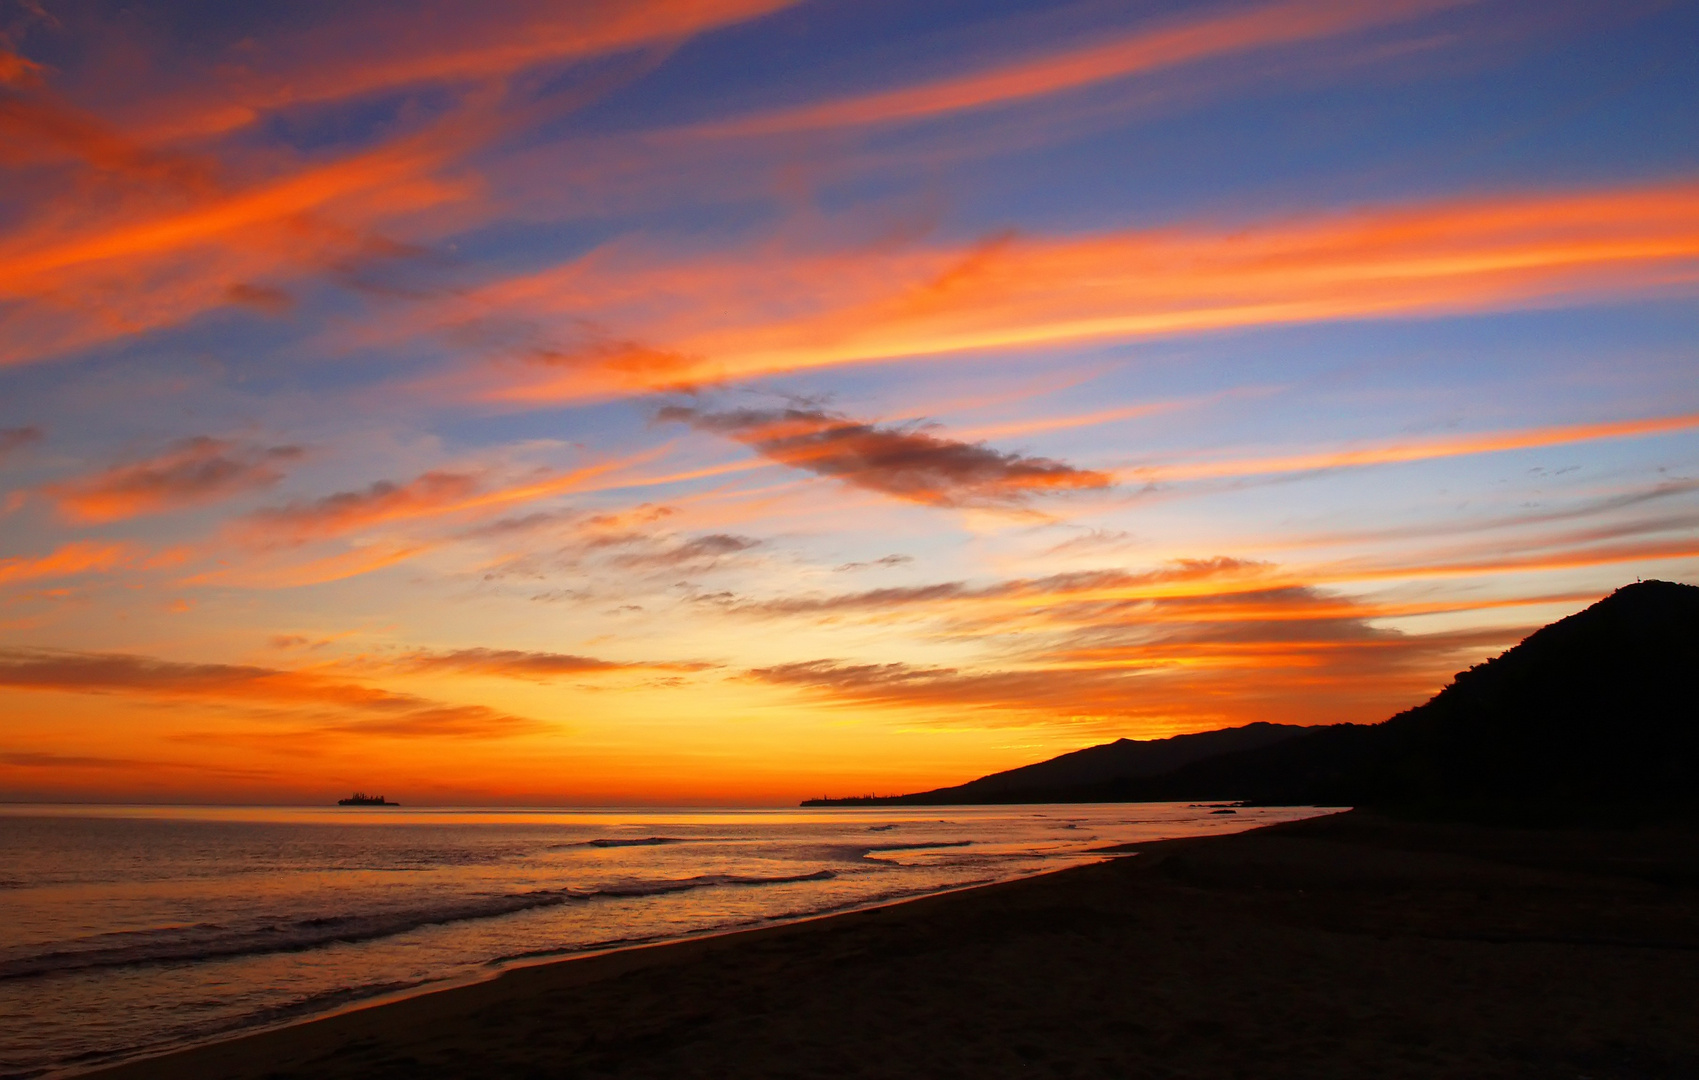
{"left": 337, "top": 793, "right": 399, "bottom": 806}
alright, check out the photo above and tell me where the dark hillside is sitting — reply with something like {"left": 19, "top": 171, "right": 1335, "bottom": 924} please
{"left": 805, "top": 722, "right": 1308, "bottom": 806}
{"left": 1337, "top": 578, "right": 1699, "bottom": 817}
{"left": 809, "top": 581, "right": 1699, "bottom": 821}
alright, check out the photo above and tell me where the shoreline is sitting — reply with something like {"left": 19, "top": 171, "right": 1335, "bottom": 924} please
{"left": 69, "top": 838, "right": 1159, "bottom": 1079}
{"left": 85, "top": 810, "right": 1699, "bottom": 1078}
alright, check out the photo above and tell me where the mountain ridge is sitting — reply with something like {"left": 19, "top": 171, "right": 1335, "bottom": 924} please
{"left": 805, "top": 580, "right": 1699, "bottom": 821}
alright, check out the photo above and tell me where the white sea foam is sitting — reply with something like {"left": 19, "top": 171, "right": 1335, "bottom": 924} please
{"left": 0, "top": 803, "right": 1330, "bottom": 1077}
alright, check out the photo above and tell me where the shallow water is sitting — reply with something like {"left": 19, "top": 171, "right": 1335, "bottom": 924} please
{"left": 0, "top": 802, "right": 1330, "bottom": 1077}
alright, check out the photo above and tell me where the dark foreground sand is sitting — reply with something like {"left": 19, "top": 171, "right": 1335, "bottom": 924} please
{"left": 91, "top": 811, "right": 1699, "bottom": 1079}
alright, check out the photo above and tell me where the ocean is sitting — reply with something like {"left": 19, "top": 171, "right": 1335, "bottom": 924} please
{"left": 0, "top": 802, "right": 1331, "bottom": 1077}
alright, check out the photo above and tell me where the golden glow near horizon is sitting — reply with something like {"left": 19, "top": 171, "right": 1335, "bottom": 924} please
{"left": 1, "top": 0, "right": 1695, "bottom": 804}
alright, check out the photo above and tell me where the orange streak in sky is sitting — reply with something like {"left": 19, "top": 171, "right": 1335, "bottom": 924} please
{"left": 0, "top": 646, "right": 535, "bottom": 737}
{"left": 0, "top": 1, "right": 799, "bottom": 366}
{"left": 1125, "top": 411, "right": 1699, "bottom": 483}
{"left": 0, "top": 541, "right": 136, "bottom": 586}
{"left": 0, "top": 144, "right": 457, "bottom": 292}
{"left": 1314, "top": 537, "right": 1699, "bottom": 586}
{"left": 182, "top": 543, "right": 436, "bottom": 590}
{"left": 468, "top": 179, "right": 1699, "bottom": 402}
{"left": 134, "top": 0, "right": 799, "bottom": 140}
{"left": 242, "top": 448, "right": 666, "bottom": 545}
{"left": 699, "top": 0, "right": 1465, "bottom": 136}
{"left": 952, "top": 401, "right": 1196, "bottom": 442}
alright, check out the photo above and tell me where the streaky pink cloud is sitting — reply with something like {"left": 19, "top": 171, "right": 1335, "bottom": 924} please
{"left": 180, "top": 542, "right": 436, "bottom": 591}
{"left": 454, "top": 178, "right": 1699, "bottom": 402}
{"left": 0, "top": 541, "right": 137, "bottom": 586}
{"left": 0, "top": 426, "right": 43, "bottom": 461}
{"left": 238, "top": 450, "right": 663, "bottom": 546}
{"left": 0, "top": 646, "right": 539, "bottom": 738}
{"left": 381, "top": 647, "right": 715, "bottom": 680}
{"left": 1123, "top": 411, "right": 1699, "bottom": 484}
{"left": 0, "top": 129, "right": 477, "bottom": 365}
{"left": 696, "top": 0, "right": 1468, "bottom": 137}
{"left": 747, "top": 579, "right": 1525, "bottom": 735}
{"left": 123, "top": 0, "right": 800, "bottom": 141}
{"left": 44, "top": 437, "right": 303, "bottom": 523}
{"left": 245, "top": 471, "right": 482, "bottom": 544}
{"left": 658, "top": 404, "right": 1110, "bottom": 507}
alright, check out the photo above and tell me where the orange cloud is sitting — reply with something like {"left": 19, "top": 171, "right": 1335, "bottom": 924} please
{"left": 180, "top": 542, "right": 436, "bottom": 590}
{"left": 0, "top": 50, "right": 45, "bottom": 89}
{"left": 1314, "top": 536, "right": 1699, "bottom": 588}
{"left": 0, "top": 541, "right": 137, "bottom": 586}
{"left": 748, "top": 583, "right": 1524, "bottom": 735}
{"left": 0, "top": 130, "right": 474, "bottom": 365}
{"left": 383, "top": 647, "right": 714, "bottom": 680}
{"left": 657, "top": 404, "right": 1110, "bottom": 507}
{"left": 461, "top": 178, "right": 1699, "bottom": 401}
{"left": 736, "top": 537, "right": 1696, "bottom": 632}
{"left": 245, "top": 471, "right": 481, "bottom": 543}
{"left": 238, "top": 451, "right": 657, "bottom": 546}
{"left": 0, "top": 75, "right": 218, "bottom": 188}
{"left": 0, "top": 646, "right": 538, "bottom": 738}
{"left": 0, "top": 0, "right": 810, "bottom": 369}
{"left": 44, "top": 437, "right": 303, "bottom": 523}
{"left": 729, "top": 558, "right": 1272, "bottom": 620}
{"left": 0, "top": 426, "right": 42, "bottom": 460}
{"left": 697, "top": 0, "right": 1467, "bottom": 137}
{"left": 1125, "top": 411, "right": 1699, "bottom": 483}
{"left": 125, "top": 0, "right": 799, "bottom": 141}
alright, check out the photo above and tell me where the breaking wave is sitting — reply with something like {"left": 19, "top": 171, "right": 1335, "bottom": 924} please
{"left": 0, "top": 870, "right": 836, "bottom": 981}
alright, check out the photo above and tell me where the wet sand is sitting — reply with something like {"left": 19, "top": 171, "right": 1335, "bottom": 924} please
{"left": 90, "top": 811, "right": 1699, "bottom": 1079}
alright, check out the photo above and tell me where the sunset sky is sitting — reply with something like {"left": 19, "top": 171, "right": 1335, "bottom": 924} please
{"left": 1, "top": 0, "right": 1695, "bottom": 805}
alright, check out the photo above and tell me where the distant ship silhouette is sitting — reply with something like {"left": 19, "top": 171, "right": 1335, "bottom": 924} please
{"left": 337, "top": 793, "right": 399, "bottom": 806}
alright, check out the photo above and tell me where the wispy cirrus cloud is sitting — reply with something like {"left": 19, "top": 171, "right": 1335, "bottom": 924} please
{"left": 0, "top": 0, "right": 797, "bottom": 367}
{"left": 658, "top": 405, "right": 1110, "bottom": 507}
{"left": 748, "top": 582, "right": 1526, "bottom": 735}
{"left": 0, "top": 426, "right": 44, "bottom": 461}
{"left": 1123, "top": 411, "right": 1699, "bottom": 484}
{"left": 0, "top": 647, "right": 538, "bottom": 738}
{"left": 726, "top": 538, "right": 1697, "bottom": 637}
{"left": 0, "top": 128, "right": 473, "bottom": 365}
{"left": 238, "top": 451, "right": 655, "bottom": 546}
{"left": 694, "top": 0, "right": 1470, "bottom": 138}
{"left": 608, "top": 532, "right": 762, "bottom": 571}
{"left": 113, "top": 0, "right": 800, "bottom": 141}
{"left": 461, "top": 179, "right": 1699, "bottom": 402}
{"left": 729, "top": 557, "right": 1267, "bottom": 619}
{"left": 244, "top": 471, "right": 481, "bottom": 543}
{"left": 479, "top": 521, "right": 765, "bottom": 588}
{"left": 383, "top": 647, "right": 714, "bottom": 680}
{"left": 43, "top": 437, "right": 303, "bottom": 523}
{"left": 0, "top": 540, "right": 138, "bottom": 587}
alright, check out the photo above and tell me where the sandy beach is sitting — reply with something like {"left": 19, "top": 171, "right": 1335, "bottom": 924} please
{"left": 87, "top": 811, "right": 1699, "bottom": 1079}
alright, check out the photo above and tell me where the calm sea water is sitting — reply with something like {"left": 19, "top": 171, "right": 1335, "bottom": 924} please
{"left": 0, "top": 802, "right": 1330, "bottom": 1077}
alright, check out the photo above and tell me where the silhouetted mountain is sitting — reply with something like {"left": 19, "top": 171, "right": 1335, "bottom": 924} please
{"left": 806, "top": 581, "right": 1699, "bottom": 821}
{"left": 802, "top": 722, "right": 1309, "bottom": 806}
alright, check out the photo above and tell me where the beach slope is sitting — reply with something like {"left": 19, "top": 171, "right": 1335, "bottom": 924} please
{"left": 92, "top": 811, "right": 1699, "bottom": 1079}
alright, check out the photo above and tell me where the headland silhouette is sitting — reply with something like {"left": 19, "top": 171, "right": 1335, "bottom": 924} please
{"left": 808, "top": 580, "right": 1699, "bottom": 822}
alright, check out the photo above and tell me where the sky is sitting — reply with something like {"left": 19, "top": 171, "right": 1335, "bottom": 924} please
{"left": 1, "top": 0, "right": 1696, "bottom": 805}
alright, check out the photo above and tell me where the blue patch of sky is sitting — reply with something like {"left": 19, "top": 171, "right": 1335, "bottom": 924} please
{"left": 771, "top": 0, "right": 1699, "bottom": 237}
